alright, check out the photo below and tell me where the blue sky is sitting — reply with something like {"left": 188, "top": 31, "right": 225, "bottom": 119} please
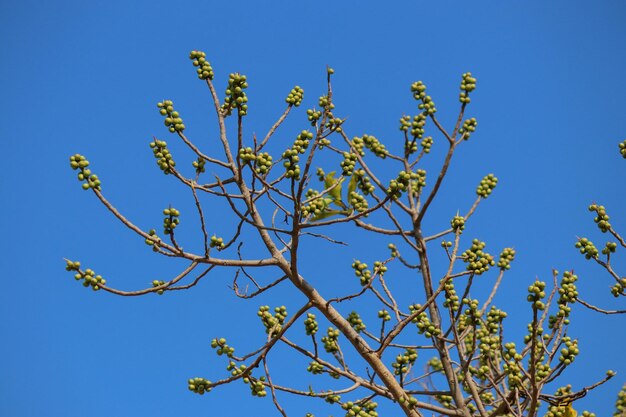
{"left": 1, "top": 1, "right": 625, "bottom": 416}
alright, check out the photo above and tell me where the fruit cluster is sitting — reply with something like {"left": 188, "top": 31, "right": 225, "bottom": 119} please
{"left": 188, "top": 377, "right": 212, "bottom": 395}
{"left": 409, "top": 304, "right": 440, "bottom": 337}
{"left": 157, "top": 100, "right": 186, "bottom": 133}
{"left": 210, "top": 235, "right": 225, "bottom": 250}
{"left": 325, "top": 393, "right": 341, "bottom": 404}
{"left": 588, "top": 203, "right": 610, "bottom": 232}
{"left": 392, "top": 348, "right": 417, "bottom": 375}
{"left": 459, "top": 72, "right": 477, "bottom": 104}
{"left": 378, "top": 309, "right": 391, "bottom": 322}
{"left": 152, "top": 280, "right": 165, "bottom": 295}
{"left": 341, "top": 401, "right": 378, "bottom": 417}
{"left": 325, "top": 114, "right": 344, "bottom": 133}
{"left": 69, "top": 154, "right": 102, "bottom": 191}
{"left": 616, "top": 384, "right": 626, "bottom": 416}
{"left": 304, "top": 313, "right": 318, "bottom": 335}
{"left": 144, "top": 229, "right": 161, "bottom": 248}
{"left": 66, "top": 261, "right": 106, "bottom": 291}
{"left": 362, "top": 134, "right": 388, "bottom": 158}
{"left": 238, "top": 147, "right": 256, "bottom": 163}
{"left": 285, "top": 86, "right": 304, "bottom": 107}
{"left": 162, "top": 207, "right": 180, "bottom": 235}
{"left": 249, "top": 377, "right": 267, "bottom": 397}
{"left": 318, "top": 95, "right": 334, "bottom": 111}
{"left": 461, "top": 239, "right": 495, "bottom": 274}
{"left": 321, "top": 327, "right": 340, "bottom": 353}
{"left": 352, "top": 169, "right": 375, "bottom": 195}
{"left": 476, "top": 173, "right": 497, "bottom": 198}
{"left": 349, "top": 191, "right": 368, "bottom": 213}
{"left": 222, "top": 73, "right": 249, "bottom": 117}
{"left": 347, "top": 311, "right": 366, "bottom": 333}
{"left": 351, "top": 260, "right": 372, "bottom": 285}
{"left": 620, "top": 140, "right": 626, "bottom": 158}
{"left": 254, "top": 152, "right": 273, "bottom": 175}
{"left": 427, "top": 357, "right": 443, "bottom": 372}
{"left": 603, "top": 241, "right": 618, "bottom": 255}
{"left": 302, "top": 190, "right": 328, "bottom": 218}
{"left": 340, "top": 152, "right": 358, "bottom": 176}
{"left": 575, "top": 237, "right": 599, "bottom": 259}
{"left": 497, "top": 248, "right": 516, "bottom": 270}
{"left": 559, "top": 336, "right": 579, "bottom": 365}
{"left": 387, "top": 169, "right": 427, "bottom": 200}
{"left": 411, "top": 81, "right": 437, "bottom": 115}
{"left": 149, "top": 139, "right": 176, "bottom": 174}
{"left": 306, "top": 108, "right": 322, "bottom": 125}
{"left": 192, "top": 157, "right": 206, "bottom": 174}
{"left": 421, "top": 136, "right": 433, "bottom": 153}
{"left": 257, "top": 305, "right": 288, "bottom": 335}
{"left": 189, "top": 50, "right": 214, "bottom": 80}
{"left": 459, "top": 117, "right": 477, "bottom": 139}
{"left": 527, "top": 280, "right": 547, "bottom": 310}
{"left": 451, "top": 215, "right": 465, "bottom": 233}
{"left": 282, "top": 130, "right": 313, "bottom": 179}
{"left": 307, "top": 361, "right": 324, "bottom": 375}
{"left": 443, "top": 280, "right": 460, "bottom": 311}
{"left": 211, "top": 337, "right": 235, "bottom": 357}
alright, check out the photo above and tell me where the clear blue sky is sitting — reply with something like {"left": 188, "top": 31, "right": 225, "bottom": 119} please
{"left": 1, "top": 1, "right": 625, "bottom": 416}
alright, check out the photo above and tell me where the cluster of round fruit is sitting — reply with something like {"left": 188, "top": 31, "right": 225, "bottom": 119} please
{"left": 399, "top": 395, "right": 420, "bottom": 407}
{"left": 282, "top": 130, "right": 313, "bottom": 179}
{"left": 575, "top": 237, "right": 599, "bottom": 259}
{"left": 443, "top": 280, "right": 460, "bottom": 311}
{"left": 615, "top": 384, "right": 626, "bottom": 416}
{"left": 77, "top": 267, "right": 106, "bottom": 291}
{"left": 559, "top": 337, "right": 579, "bottom": 365}
{"left": 307, "top": 361, "right": 324, "bottom": 375}
{"left": 188, "top": 377, "right": 212, "bottom": 395}
{"left": 302, "top": 190, "right": 327, "bottom": 218}
{"left": 411, "top": 81, "right": 437, "bottom": 115}
{"left": 459, "top": 117, "right": 478, "bottom": 139}
{"left": 211, "top": 337, "right": 235, "bottom": 357}
{"left": 254, "top": 152, "right": 273, "bottom": 175}
{"left": 388, "top": 243, "right": 399, "bottom": 258}
{"left": 285, "top": 86, "right": 304, "bottom": 107}
{"left": 362, "top": 134, "right": 388, "bottom": 158}
{"left": 476, "top": 173, "right": 498, "bottom": 198}
{"left": 527, "top": 280, "right": 547, "bottom": 310}
{"left": 412, "top": 113, "right": 427, "bottom": 138}
{"left": 69, "top": 154, "right": 102, "bottom": 191}
{"left": 151, "top": 280, "right": 166, "bottom": 295}
{"left": 303, "top": 313, "right": 318, "bottom": 335}
{"left": 238, "top": 147, "right": 256, "bottom": 163}
{"left": 192, "top": 157, "right": 206, "bottom": 174}
{"left": 162, "top": 207, "right": 180, "bottom": 235}
{"left": 459, "top": 72, "right": 477, "bottom": 104}
{"left": 603, "top": 241, "right": 618, "bottom": 255}
{"left": 378, "top": 309, "right": 391, "bottom": 322}
{"left": 306, "top": 108, "right": 322, "bottom": 125}
{"left": 497, "top": 248, "right": 516, "bottom": 270}
{"left": 347, "top": 311, "right": 366, "bottom": 333}
{"left": 325, "top": 393, "right": 341, "bottom": 404}
{"left": 451, "top": 215, "right": 465, "bottom": 233}
{"left": 222, "top": 73, "right": 249, "bottom": 117}
{"left": 325, "top": 114, "right": 344, "bottom": 133}
{"left": 620, "top": 140, "right": 626, "bottom": 158}
{"left": 209, "top": 235, "right": 224, "bottom": 250}
{"left": 421, "top": 136, "right": 433, "bottom": 153}
{"left": 157, "top": 100, "right": 186, "bottom": 133}
{"left": 227, "top": 361, "right": 246, "bottom": 378}
{"left": 351, "top": 260, "right": 372, "bottom": 286}
{"left": 318, "top": 95, "right": 334, "bottom": 110}
{"left": 149, "top": 139, "right": 176, "bottom": 174}
{"left": 144, "top": 229, "right": 161, "bottom": 248}
{"left": 249, "top": 378, "right": 267, "bottom": 397}
{"left": 392, "top": 348, "right": 417, "bottom": 376}
{"left": 588, "top": 203, "right": 611, "bottom": 232}
{"left": 461, "top": 239, "right": 495, "bottom": 275}
{"left": 352, "top": 169, "right": 375, "bottom": 195}
{"left": 427, "top": 357, "right": 443, "bottom": 372}
{"left": 321, "top": 327, "right": 340, "bottom": 353}
{"left": 341, "top": 401, "right": 378, "bottom": 417}
{"left": 348, "top": 191, "right": 368, "bottom": 213}
{"left": 257, "top": 305, "right": 288, "bottom": 335}
{"left": 409, "top": 304, "right": 440, "bottom": 338}
{"left": 340, "top": 152, "right": 358, "bottom": 176}
{"left": 189, "top": 50, "right": 214, "bottom": 80}
{"left": 387, "top": 169, "right": 426, "bottom": 200}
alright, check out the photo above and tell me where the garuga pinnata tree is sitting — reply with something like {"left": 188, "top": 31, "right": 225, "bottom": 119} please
{"left": 65, "top": 50, "right": 625, "bottom": 417}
